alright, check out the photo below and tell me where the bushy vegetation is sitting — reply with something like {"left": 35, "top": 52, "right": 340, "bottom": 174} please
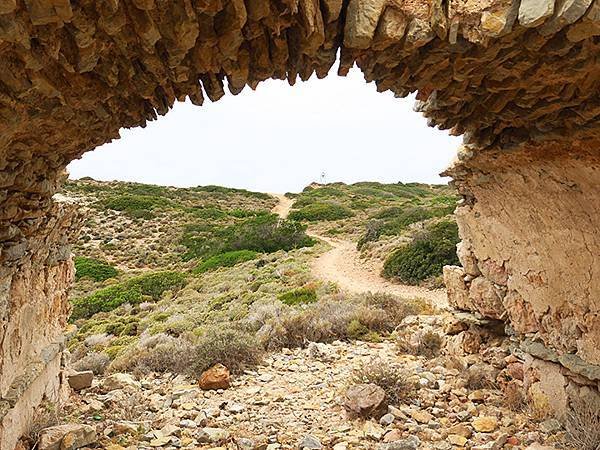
{"left": 351, "top": 358, "right": 418, "bottom": 406}
{"left": 563, "top": 398, "right": 600, "bottom": 450}
{"left": 357, "top": 205, "right": 455, "bottom": 249}
{"left": 382, "top": 220, "right": 460, "bottom": 284}
{"left": 71, "top": 271, "right": 187, "bottom": 320}
{"left": 74, "top": 257, "right": 118, "bottom": 282}
{"left": 190, "top": 185, "right": 272, "bottom": 200}
{"left": 181, "top": 214, "right": 314, "bottom": 261}
{"left": 278, "top": 287, "right": 317, "bottom": 306}
{"left": 255, "top": 294, "right": 433, "bottom": 351}
{"left": 103, "top": 194, "right": 172, "bottom": 219}
{"left": 192, "top": 327, "right": 264, "bottom": 374}
{"left": 289, "top": 202, "right": 355, "bottom": 221}
{"left": 194, "top": 250, "right": 259, "bottom": 274}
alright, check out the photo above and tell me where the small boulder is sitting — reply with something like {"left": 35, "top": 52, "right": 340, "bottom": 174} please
{"left": 299, "top": 434, "right": 322, "bottom": 449}
{"left": 38, "top": 424, "right": 97, "bottom": 450}
{"left": 377, "top": 436, "right": 420, "bottom": 450}
{"left": 198, "top": 364, "right": 231, "bottom": 390}
{"left": 67, "top": 371, "right": 94, "bottom": 391}
{"left": 344, "top": 383, "right": 386, "bottom": 418}
{"left": 196, "top": 427, "right": 230, "bottom": 444}
{"left": 101, "top": 373, "right": 141, "bottom": 392}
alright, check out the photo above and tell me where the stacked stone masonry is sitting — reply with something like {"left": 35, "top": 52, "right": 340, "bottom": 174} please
{"left": 0, "top": 0, "right": 599, "bottom": 447}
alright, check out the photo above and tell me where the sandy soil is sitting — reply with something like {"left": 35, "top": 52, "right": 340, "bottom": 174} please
{"left": 271, "top": 194, "right": 448, "bottom": 307}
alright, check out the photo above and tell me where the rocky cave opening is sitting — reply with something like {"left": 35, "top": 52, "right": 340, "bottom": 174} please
{"left": 0, "top": 0, "right": 599, "bottom": 447}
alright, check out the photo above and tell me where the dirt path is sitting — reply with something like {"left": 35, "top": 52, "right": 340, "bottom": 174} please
{"left": 270, "top": 193, "right": 294, "bottom": 219}
{"left": 271, "top": 194, "right": 448, "bottom": 307}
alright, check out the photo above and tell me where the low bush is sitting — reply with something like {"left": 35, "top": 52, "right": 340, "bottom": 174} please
{"left": 103, "top": 194, "right": 172, "bottom": 219}
{"left": 74, "top": 256, "right": 118, "bottom": 282}
{"left": 72, "top": 352, "right": 111, "bottom": 375}
{"left": 382, "top": 220, "right": 460, "bottom": 284}
{"left": 194, "top": 250, "right": 259, "bottom": 274}
{"left": 256, "top": 294, "right": 431, "bottom": 351}
{"left": 351, "top": 358, "right": 418, "bottom": 406}
{"left": 181, "top": 214, "right": 314, "bottom": 260}
{"left": 191, "top": 327, "right": 263, "bottom": 375}
{"left": 289, "top": 202, "right": 354, "bottom": 221}
{"left": 109, "top": 334, "right": 195, "bottom": 375}
{"left": 358, "top": 205, "right": 455, "bottom": 248}
{"left": 278, "top": 287, "right": 317, "bottom": 306}
{"left": 71, "top": 271, "right": 187, "bottom": 320}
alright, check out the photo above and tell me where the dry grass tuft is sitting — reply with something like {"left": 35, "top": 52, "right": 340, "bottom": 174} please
{"left": 191, "top": 327, "right": 263, "bottom": 375}
{"left": 351, "top": 358, "right": 418, "bottom": 406}
{"left": 25, "top": 401, "right": 62, "bottom": 448}
{"left": 563, "top": 398, "right": 600, "bottom": 450}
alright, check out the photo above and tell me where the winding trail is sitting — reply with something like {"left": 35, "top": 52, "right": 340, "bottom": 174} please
{"left": 271, "top": 194, "right": 447, "bottom": 306}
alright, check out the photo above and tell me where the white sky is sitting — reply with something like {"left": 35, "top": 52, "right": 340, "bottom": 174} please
{"left": 67, "top": 69, "right": 461, "bottom": 193}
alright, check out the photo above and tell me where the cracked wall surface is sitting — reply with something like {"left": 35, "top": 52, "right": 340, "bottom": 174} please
{"left": 0, "top": 0, "right": 599, "bottom": 447}
{"left": 444, "top": 140, "right": 600, "bottom": 413}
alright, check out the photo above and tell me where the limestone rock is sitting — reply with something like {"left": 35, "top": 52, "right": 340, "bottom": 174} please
{"left": 198, "top": 364, "right": 231, "bottom": 390}
{"left": 197, "top": 427, "right": 230, "bottom": 444}
{"left": 67, "top": 371, "right": 93, "bottom": 391}
{"left": 101, "top": 373, "right": 141, "bottom": 392}
{"left": 299, "top": 434, "right": 323, "bottom": 449}
{"left": 518, "top": 0, "right": 555, "bottom": 26}
{"left": 38, "top": 424, "right": 97, "bottom": 450}
{"left": 344, "top": 383, "right": 386, "bottom": 418}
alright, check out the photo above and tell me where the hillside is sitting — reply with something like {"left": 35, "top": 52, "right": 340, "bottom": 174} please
{"left": 36, "top": 179, "right": 559, "bottom": 450}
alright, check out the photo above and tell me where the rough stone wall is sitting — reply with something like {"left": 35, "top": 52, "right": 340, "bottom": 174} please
{"left": 0, "top": 199, "right": 81, "bottom": 450}
{"left": 444, "top": 139, "right": 600, "bottom": 414}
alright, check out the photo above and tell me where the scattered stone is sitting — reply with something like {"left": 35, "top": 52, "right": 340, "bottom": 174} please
{"left": 378, "top": 436, "right": 420, "bottom": 450}
{"left": 298, "top": 434, "right": 322, "bottom": 449}
{"left": 197, "top": 427, "right": 230, "bottom": 444}
{"left": 198, "top": 364, "right": 231, "bottom": 390}
{"left": 379, "top": 413, "right": 395, "bottom": 426}
{"left": 38, "top": 424, "right": 97, "bottom": 450}
{"left": 448, "top": 434, "right": 468, "bottom": 446}
{"left": 410, "top": 409, "right": 433, "bottom": 424}
{"left": 101, "top": 373, "right": 141, "bottom": 392}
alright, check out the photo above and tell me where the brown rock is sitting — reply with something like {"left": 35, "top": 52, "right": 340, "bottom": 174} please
{"left": 343, "top": 383, "right": 386, "bottom": 418}
{"left": 198, "top": 364, "right": 231, "bottom": 390}
{"left": 38, "top": 424, "right": 97, "bottom": 450}
{"left": 472, "top": 416, "right": 498, "bottom": 433}
{"left": 67, "top": 371, "right": 94, "bottom": 391}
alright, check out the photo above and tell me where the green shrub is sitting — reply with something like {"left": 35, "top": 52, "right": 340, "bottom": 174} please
{"left": 289, "top": 202, "right": 354, "bottom": 221}
{"left": 71, "top": 271, "right": 187, "bottom": 320}
{"left": 103, "top": 194, "right": 172, "bottom": 219}
{"left": 74, "top": 257, "right": 118, "bottom": 282}
{"left": 194, "top": 250, "right": 259, "bottom": 274}
{"left": 191, "top": 185, "right": 272, "bottom": 200}
{"left": 181, "top": 214, "right": 314, "bottom": 260}
{"left": 382, "top": 220, "right": 460, "bottom": 284}
{"left": 191, "top": 327, "right": 263, "bottom": 375}
{"left": 278, "top": 287, "right": 317, "bottom": 306}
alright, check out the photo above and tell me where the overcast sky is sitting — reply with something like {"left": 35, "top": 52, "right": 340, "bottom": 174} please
{"left": 68, "top": 69, "right": 461, "bottom": 193}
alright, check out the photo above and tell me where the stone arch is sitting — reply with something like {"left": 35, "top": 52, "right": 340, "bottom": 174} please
{"left": 1, "top": 0, "right": 600, "bottom": 447}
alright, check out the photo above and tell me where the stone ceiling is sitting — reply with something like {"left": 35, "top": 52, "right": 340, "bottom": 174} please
{"left": 0, "top": 0, "right": 599, "bottom": 245}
